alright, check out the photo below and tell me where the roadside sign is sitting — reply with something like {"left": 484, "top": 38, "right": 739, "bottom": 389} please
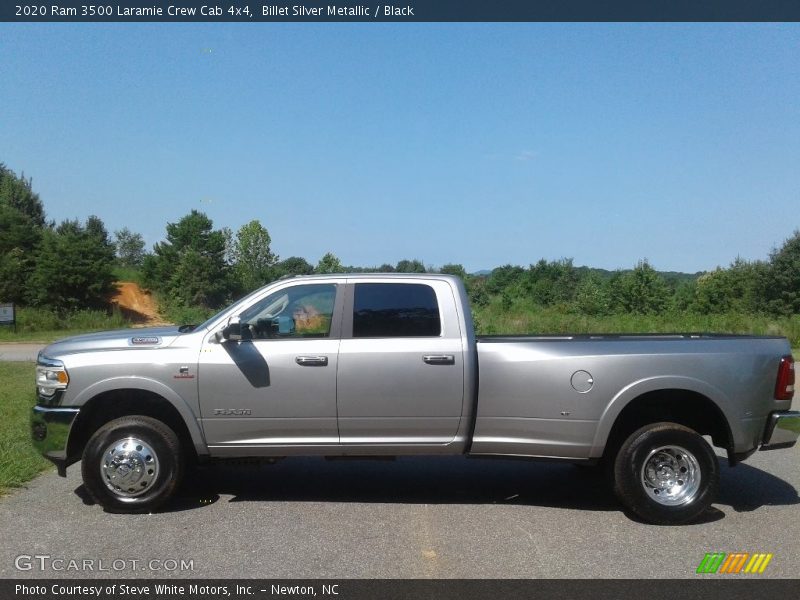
{"left": 0, "top": 302, "right": 16, "bottom": 332}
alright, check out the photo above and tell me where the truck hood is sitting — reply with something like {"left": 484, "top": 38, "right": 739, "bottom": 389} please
{"left": 40, "top": 326, "right": 186, "bottom": 359}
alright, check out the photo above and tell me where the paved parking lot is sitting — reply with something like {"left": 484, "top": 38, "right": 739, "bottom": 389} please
{"left": 1, "top": 446, "right": 798, "bottom": 579}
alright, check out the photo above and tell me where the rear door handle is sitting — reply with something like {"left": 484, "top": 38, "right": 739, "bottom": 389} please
{"left": 422, "top": 355, "right": 455, "bottom": 365}
{"left": 295, "top": 356, "right": 328, "bottom": 367}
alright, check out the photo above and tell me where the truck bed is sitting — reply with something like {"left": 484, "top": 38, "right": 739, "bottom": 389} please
{"left": 470, "top": 334, "right": 791, "bottom": 459}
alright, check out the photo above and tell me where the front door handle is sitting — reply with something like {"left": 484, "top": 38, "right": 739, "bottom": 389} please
{"left": 295, "top": 355, "right": 328, "bottom": 367}
{"left": 422, "top": 355, "right": 455, "bottom": 365}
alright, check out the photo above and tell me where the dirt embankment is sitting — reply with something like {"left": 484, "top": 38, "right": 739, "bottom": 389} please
{"left": 110, "top": 282, "right": 171, "bottom": 327}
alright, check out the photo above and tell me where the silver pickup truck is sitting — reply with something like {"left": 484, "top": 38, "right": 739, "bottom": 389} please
{"left": 32, "top": 274, "right": 798, "bottom": 524}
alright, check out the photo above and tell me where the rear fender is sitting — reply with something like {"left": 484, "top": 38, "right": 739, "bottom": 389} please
{"left": 591, "top": 376, "right": 735, "bottom": 457}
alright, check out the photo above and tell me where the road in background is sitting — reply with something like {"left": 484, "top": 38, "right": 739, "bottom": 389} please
{"left": 0, "top": 344, "right": 44, "bottom": 362}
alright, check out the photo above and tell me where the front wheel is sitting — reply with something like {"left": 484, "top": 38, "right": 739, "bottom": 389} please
{"left": 613, "top": 422, "right": 719, "bottom": 525}
{"left": 81, "top": 416, "right": 184, "bottom": 513}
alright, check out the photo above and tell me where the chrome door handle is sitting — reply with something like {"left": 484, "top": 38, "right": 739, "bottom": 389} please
{"left": 422, "top": 355, "right": 455, "bottom": 365}
{"left": 295, "top": 356, "right": 328, "bottom": 366}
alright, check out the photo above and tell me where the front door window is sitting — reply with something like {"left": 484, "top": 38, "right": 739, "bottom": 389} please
{"left": 238, "top": 284, "right": 337, "bottom": 339}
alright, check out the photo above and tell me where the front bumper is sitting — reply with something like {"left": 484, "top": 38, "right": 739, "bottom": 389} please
{"left": 31, "top": 405, "right": 80, "bottom": 476}
{"left": 761, "top": 411, "right": 800, "bottom": 450}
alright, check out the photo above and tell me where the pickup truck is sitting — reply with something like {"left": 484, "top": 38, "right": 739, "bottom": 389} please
{"left": 32, "top": 274, "right": 798, "bottom": 524}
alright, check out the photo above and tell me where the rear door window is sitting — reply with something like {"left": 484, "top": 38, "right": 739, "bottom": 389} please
{"left": 353, "top": 283, "right": 441, "bottom": 337}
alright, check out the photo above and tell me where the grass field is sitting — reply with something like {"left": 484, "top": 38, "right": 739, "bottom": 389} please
{"left": 473, "top": 300, "right": 800, "bottom": 347}
{"left": 0, "top": 307, "right": 130, "bottom": 343}
{"left": 0, "top": 329, "right": 112, "bottom": 343}
{"left": 0, "top": 363, "right": 51, "bottom": 495}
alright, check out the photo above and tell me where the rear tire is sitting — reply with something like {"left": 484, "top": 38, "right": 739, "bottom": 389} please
{"left": 81, "top": 415, "right": 183, "bottom": 513}
{"left": 613, "top": 422, "right": 719, "bottom": 525}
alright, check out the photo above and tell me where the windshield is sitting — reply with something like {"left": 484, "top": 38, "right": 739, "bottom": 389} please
{"left": 194, "top": 285, "right": 272, "bottom": 331}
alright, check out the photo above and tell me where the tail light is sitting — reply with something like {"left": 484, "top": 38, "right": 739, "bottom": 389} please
{"left": 775, "top": 355, "right": 795, "bottom": 401}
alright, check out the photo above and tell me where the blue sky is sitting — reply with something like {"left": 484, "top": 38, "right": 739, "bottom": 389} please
{"left": 1, "top": 24, "right": 798, "bottom": 272}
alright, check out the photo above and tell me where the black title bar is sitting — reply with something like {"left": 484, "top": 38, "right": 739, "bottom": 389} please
{"left": 4, "top": 580, "right": 800, "bottom": 600}
{"left": 3, "top": 1, "right": 800, "bottom": 22}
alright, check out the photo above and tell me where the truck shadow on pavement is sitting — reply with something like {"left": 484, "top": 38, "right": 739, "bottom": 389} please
{"left": 73, "top": 455, "right": 798, "bottom": 521}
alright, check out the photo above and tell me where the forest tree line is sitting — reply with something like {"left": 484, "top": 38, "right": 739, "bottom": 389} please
{"left": 1, "top": 163, "right": 799, "bottom": 329}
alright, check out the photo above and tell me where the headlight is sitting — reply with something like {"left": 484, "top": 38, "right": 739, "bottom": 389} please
{"left": 36, "top": 356, "right": 69, "bottom": 397}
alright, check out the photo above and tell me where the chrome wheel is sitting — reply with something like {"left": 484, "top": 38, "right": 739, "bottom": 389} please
{"left": 640, "top": 445, "right": 701, "bottom": 506}
{"left": 100, "top": 437, "right": 160, "bottom": 500}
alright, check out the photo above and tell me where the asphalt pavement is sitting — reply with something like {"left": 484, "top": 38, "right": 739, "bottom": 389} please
{"left": 0, "top": 447, "right": 798, "bottom": 578}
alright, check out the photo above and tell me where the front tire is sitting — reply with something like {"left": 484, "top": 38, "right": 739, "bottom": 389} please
{"left": 613, "top": 422, "right": 719, "bottom": 525}
{"left": 81, "top": 416, "right": 183, "bottom": 513}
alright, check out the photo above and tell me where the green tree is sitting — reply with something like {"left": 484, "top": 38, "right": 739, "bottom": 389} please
{"left": 762, "top": 230, "right": 800, "bottom": 316}
{"left": 693, "top": 258, "right": 767, "bottom": 314}
{"left": 0, "top": 163, "right": 45, "bottom": 227}
{"left": 693, "top": 268, "right": 734, "bottom": 314}
{"left": 142, "top": 210, "right": 230, "bottom": 308}
{"left": 276, "top": 256, "right": 314, "bottom": 277}
{"left": 486, "top": 264, "right": 525, "bottom": 295}
{"left": 672, "top": 280, "right": 698, "bottom": 312}
{"left": 440, "top": 263, "right": 467, "bottom": 280}
{"left": 168, "top": 248, "right": 225, "bottom": 307}
{"left": 729, "top": 258, "right": 768, "bottom": 313}
{"left": 0, "top": 203, "right": 42, "bottom": 303}
{"left": 395, "top": 259, "right": 426, "bottom": 273}
{"left": 232, "top": 220, "right": 278, "bottom": 292}
{"left": 467, "top": 277, "right": 490, "bottom": 307}
{"left": 573, "top": 272, "right": 611, "bottom": 315}
{"left": 27, "top": 217, "right": 116, "bottom": 310}
{"left": 315, "top": 252, "right": 344, "bottom": 274}
{"left": 610, "top": 260, "right": 670, "bottom": 314}
{"left": 0, "top": 247, "right": 27, "bottom": 303}
{"left": 522, "top": 259, "right": 579, "bottom": 307}
{"left": 0, "top": 165, "right": 46, "bottom": 302}
{"left": 114, "top": 227, "right": 146, "bottom": 267}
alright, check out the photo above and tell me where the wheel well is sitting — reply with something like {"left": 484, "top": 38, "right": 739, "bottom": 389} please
{"left": 604, "top": 389, "right": 733, "bottom": 459}
{"left": 67, "top": 389, "right": 197, "bottom": 463}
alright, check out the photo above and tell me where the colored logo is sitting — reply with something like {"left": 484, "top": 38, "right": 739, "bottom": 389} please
{"left": 696, "top": 552, "right": 773, "bottom": 574}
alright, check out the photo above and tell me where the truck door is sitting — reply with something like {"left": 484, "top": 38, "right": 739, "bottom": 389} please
{"left": 198, "top": 281, "right": 344, "bottom": 452}
{"left": 336, "top": 279, "right": 465, "bottom": 445}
